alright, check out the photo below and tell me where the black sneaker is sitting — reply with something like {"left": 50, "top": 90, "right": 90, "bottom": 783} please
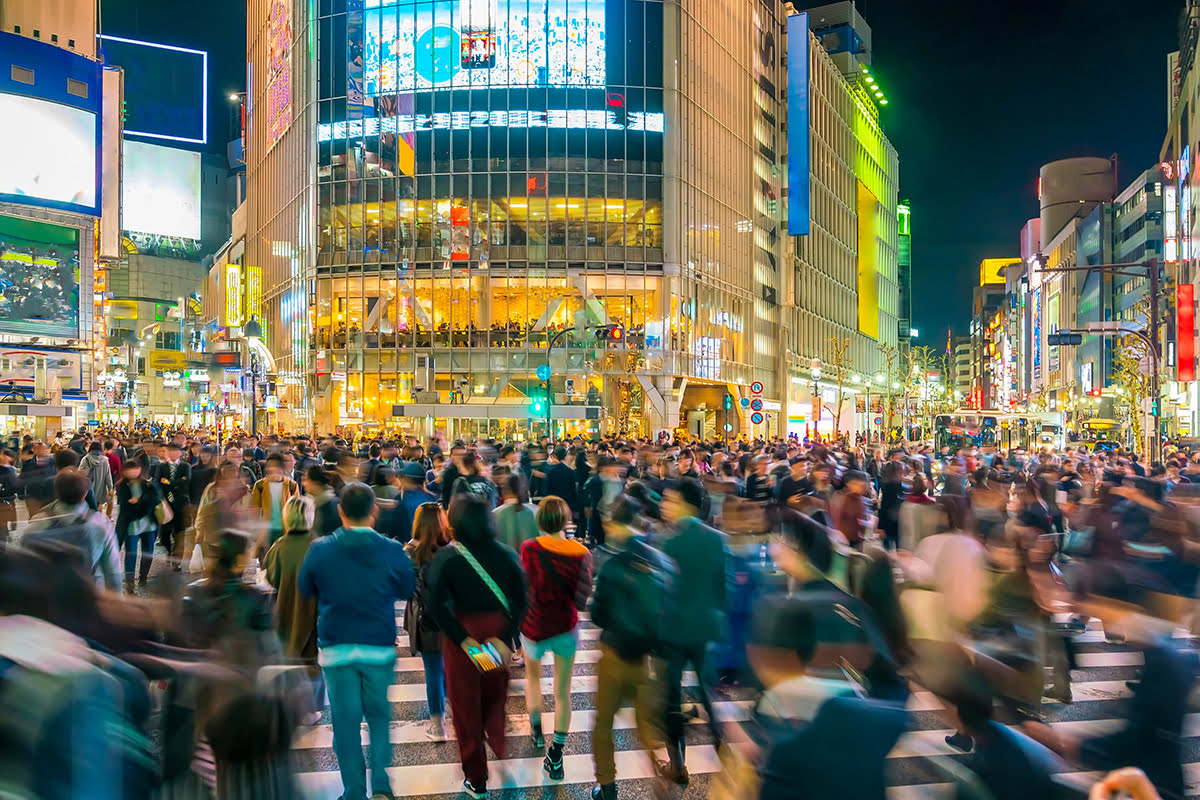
{"left": 531, "top": 730, "right": 545, "bottom": 750}
{"left": 591, "top": 785, "right": 617, "bottom": 800}
{"left": 462, "top": 779, "right": 487, "bottom": 799}
{"left": 945, "top": 732, "right": 974, "bottom": 752}
{"left": 543, "top": 744, "right": 564, "bottom": 780}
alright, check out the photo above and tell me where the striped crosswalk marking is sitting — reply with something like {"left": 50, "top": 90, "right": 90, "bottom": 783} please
{"left": 291, "top": 608, "right": 1183, "bottom": 798}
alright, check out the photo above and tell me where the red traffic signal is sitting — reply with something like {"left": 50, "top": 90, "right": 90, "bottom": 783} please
{"left": 1089, "top": 388, "right": 1101, "bottom": 397}
{"left": 595, "top": 325, "right": 625, "bottom": 342}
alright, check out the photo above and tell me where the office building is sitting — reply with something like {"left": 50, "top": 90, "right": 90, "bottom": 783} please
{"left": 235, "top": 0, "right": 899, "bottom": 437}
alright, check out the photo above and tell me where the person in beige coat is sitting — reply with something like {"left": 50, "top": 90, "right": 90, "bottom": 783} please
{"left": 250, "top": 452, "right": 299, "bottom": 555}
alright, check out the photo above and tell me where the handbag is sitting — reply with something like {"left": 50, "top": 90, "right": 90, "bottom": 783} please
{"left": 155, "top": 499, "right": 174, "bottom": 525}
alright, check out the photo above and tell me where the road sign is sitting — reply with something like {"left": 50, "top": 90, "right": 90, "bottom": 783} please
{"left": 750, "top": 411, "right": 764, "bottom": 425}
{"left": 724, "top": 423, "right": 733, "bottom": 432}
{"left": 750, "top": 398, "right": 764, "bottom": 411}
{"left": 536, "top": 363, "right": 551, "bottom": 381}
{"left": 874, "top": 415, "right": 883, "bottom": 426}
{"left": 750, "top": 381, "right": 764, "bottom": 395}
{"left": 740, "top": 397, "right": 750, "bottom": 408}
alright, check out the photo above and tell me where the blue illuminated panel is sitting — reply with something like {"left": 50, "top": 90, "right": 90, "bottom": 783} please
{"left": 98, "top": 35, "right": 207, "bottom": 144}
{"left": 364, "top": 0, "right": 606, "bottom": 93}
{"left": 787, "top": 12, "right": 810, "bottom": 236}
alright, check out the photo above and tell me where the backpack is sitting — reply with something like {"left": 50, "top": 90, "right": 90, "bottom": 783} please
{"left": 604, "top": 547, "right": 671, "bottom": 657}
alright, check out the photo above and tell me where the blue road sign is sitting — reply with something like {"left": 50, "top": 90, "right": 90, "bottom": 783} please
{"left": 536, "top": 363, "right": 551, "bottom": 381}
{"left": 740, "top": 397, "right": 751, "bottom": 408}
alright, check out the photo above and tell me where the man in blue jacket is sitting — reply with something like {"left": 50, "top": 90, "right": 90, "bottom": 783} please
{"left": 299, "top": 482, "right": 414, "bottom": 800}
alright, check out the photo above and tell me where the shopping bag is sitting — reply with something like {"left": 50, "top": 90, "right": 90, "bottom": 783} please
{"left": 709, "top": 743, "right": 760, "bottom": 800}
{"left": 188, "top": 543, "right": 205, "bottom": 574}
{"left": 154, "top": 500, "right": 174, "bottom": 526}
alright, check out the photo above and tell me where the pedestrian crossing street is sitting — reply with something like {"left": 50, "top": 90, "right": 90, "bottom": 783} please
{"left": 290, "top": 605, "right": 1200, "bottom": 799}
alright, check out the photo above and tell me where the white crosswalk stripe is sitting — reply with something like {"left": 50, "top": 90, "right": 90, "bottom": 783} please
{"left": 291, "top": 607, "right": 1190, "bottom": 800}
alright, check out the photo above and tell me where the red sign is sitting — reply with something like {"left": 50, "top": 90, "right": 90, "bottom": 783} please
{"left": 1179, "top": 283, "right": 1195, "bottom": 382}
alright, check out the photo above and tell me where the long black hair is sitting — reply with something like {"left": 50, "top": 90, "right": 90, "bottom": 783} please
{"left": 447, "top": 492, "right": 497, "bottom": 547}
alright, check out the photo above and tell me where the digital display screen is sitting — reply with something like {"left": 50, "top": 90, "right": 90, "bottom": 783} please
{"left": 364, "top": 0, "right": 606, "bottom": 93}
{"left": 99, "top": 35, "right": 207, "bottom": 144}
{"left": 0, "top": 94, "right": 97, "bottom": 214}
{"left": 122, "top": 140, "right": 202, "bottom": 240}
{"left": 0, "top": 214, "right": 80, "bottom": 338}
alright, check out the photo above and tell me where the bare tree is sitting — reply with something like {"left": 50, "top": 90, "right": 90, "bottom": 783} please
{"left": 879, "top": 343, "right": 899, "bottom": 436}
{"left": 828, "top": 336, "right": 853, "bottom": 441}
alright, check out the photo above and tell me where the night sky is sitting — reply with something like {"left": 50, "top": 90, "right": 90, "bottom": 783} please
{"left": 861, "top": 0, "right": 1181, "bottom": 347}
{"left": 101, "top": 0, "right": 1183, "bottom": 348}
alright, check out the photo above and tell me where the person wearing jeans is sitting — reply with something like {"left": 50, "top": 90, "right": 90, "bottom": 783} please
{"left": 299, "top": 482, "right": 415, "bottom": 800}
{"left": 114, "top": 459, "right": 161, "bottom": 591}
{"left": 403, "top": 501, "right": 452, "bottom": 740}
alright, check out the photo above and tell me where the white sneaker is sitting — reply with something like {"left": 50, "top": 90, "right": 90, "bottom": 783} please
{"left": 425, "top": 720, "right": 448, "bottom": 741}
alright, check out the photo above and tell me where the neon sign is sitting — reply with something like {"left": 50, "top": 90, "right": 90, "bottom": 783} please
{"left": 318, "top": 109, "right": 664, "bottom": 141}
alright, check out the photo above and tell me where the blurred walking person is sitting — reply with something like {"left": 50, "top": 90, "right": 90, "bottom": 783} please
{"left": 403, "top": 502, "right": 452, "bottom": 740}
{"left": 429, "top": 493, "right": 527, "bottom": 799}
{"left": 262, "top": 495, "right": 322, "bottom": 724}
{"left": 114, "top": 458, "right": 160, "bottom": 592}
{"left": 519, "top": 495, "right": 593, "bottom": 779}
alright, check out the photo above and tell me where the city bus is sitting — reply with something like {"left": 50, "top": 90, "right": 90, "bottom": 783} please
{"left": 934, "top": 410, "right": 1061, "bottom": 453}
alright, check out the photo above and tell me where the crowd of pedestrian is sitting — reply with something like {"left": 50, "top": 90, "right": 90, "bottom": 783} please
{"left": 0, "top": 424, "right": 1194, "bottom": 800}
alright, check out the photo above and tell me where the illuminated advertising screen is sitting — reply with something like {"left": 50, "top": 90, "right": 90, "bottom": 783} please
{"left": 0, "top": 94, "right": 98, "bottom": 214}
{"left": 0, "top": 215, "right": 81, "bottom": 338}
{"left": 265, "top": 0, "right": 294, "bottom": 149}
{"left": 122, "top": 140, "right": 201, "bottom": 240}
{"left": 363, "top": 0, "right": 606, "bottom": 93}
{"left": 99, "top": 35, "right": 207, "bottom": 144}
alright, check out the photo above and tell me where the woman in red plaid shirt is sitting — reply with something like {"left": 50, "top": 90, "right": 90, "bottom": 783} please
{"left": 518, "top": 495, "right": 593, "bottom": 780}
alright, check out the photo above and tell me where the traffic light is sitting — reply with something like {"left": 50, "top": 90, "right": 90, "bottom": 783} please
{"left": 1151, "top": 398, "right": 1160, "bottom": 416}
{"left": 1046, "top": 330, "right": 1083, "bottom": 346}
{"left": 723, "top": 393, "right": 734, "bottom": 410}
{"left": 595, "top": 324, "right": 625, "bottom": 343}
{"left": 530, "top": 396, "right": 546, "bottom": 415}
{"left": 1089, "top": 388, "right": 1102, "bottom": 397}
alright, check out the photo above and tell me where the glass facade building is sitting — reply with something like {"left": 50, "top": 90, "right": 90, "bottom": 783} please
{"left": 241, "top": 0, "right": 899, "bottom": 438}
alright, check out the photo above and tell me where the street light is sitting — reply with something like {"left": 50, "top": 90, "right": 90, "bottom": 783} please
{"left": 245, "top": 315, "right": 263, "bottom": 436}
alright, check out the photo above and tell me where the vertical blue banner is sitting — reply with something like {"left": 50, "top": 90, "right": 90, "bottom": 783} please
{"left": 787, "top": 13, "right": 810, "bottom": 236}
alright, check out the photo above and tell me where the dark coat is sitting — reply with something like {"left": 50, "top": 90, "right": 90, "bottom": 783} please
{"left": 115, "top": 479, "right": 161, "bottom": 540}
{"left": 660, "top": 516, "right": 727, "bottom": 645}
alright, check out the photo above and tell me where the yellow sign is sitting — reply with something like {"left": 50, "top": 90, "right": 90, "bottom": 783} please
{"left": 109, "top": 299, "right": 139, "bottom": 320}
{"left": 856, "top": 180, "right": 879, "bottom": 340}
{"left": 148, "top": 349, "right": 188, "bottom": 370}
{"left": 224, "top": 264, "right": 243, "bottom": 327}
{"left": 246, "top": 265, "right": 263, "bottom": 319}
{"left": 979, "top": 258, "right": 1020, "bottom": 286}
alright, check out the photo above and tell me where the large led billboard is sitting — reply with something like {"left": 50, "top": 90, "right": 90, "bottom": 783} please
{"left": 98, "top": 35, "right": 207, "bottom": 144}
{"left": 122, "top": 140, "right": 202, "bottom": 240}
{"left": 363, "top": 0, "right": 606, "bottom": 94}
{"left": 0, "top": 215, "right": 81, "bottom": 338}
{"left": 0, "top": 94, "right": 98, "bottom": 215}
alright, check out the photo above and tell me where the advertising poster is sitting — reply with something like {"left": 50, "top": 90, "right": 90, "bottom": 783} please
{"left": 0, "top": 215, "right": 81, "bottom": 338}
{"left": 348, "top": 0, "right": 368, "bottom": 120}
{"left": 265, "top": 0, "right": 294, "bottom": 149}
{"left": 0, "top": 94, "right": 97, "bottom": 214}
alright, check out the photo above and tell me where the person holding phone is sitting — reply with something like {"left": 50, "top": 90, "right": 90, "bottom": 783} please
{"left": 429, "top": 493, "right": 527, "bottom": 799}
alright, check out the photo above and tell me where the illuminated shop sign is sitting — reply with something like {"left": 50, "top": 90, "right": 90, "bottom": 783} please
{"left": 786, "top": 12, "right": 811, "bottom": 236}
{"left": 318, "top": 109, "right": 664, "bottom": 141}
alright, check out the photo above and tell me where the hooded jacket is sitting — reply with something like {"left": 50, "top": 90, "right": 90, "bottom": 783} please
{"left": 80, "top": 451, "right": 113, "bottom": 500}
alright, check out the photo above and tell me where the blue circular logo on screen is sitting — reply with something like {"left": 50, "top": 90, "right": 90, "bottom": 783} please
{"left": 416, "top": 26, "right": 461, "bottom": 84}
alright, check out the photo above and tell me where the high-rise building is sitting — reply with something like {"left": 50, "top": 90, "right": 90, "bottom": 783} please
{"left": 238, "top": 0, "right": 899, "bottom": 438}
{"left": 0, "top": 0, "right": 120, "bottom": 434}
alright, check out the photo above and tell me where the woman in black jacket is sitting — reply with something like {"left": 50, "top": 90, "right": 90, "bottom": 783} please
{"left": 115, "top": 458, "right": 161, "bottom": 591}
